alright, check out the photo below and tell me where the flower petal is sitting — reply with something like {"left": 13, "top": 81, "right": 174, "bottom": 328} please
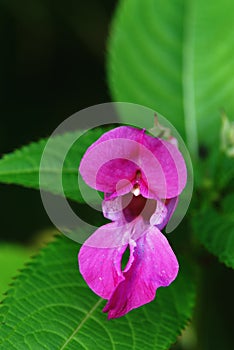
{"left": 103, "top": 226, "right": 179, "bottom": 319}
{"left": 150, "top": 200, "right": 168, "bottom": 226}
{"left": 79, "top": 126, "right": 187, "bottom": 199}
{"left": 78, "top": 222, "right": 127, "bottom": 299}
{"left": 142, "top": 133, "right": 187, "bottom": 198}
{"left": 156, "top": 197, "right": 178, "bottom": 231}
{"left": 102, "top": 196, "right": 127, "bottom": 222}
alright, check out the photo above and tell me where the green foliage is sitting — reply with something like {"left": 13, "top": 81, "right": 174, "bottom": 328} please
{"left": 196, "top": 260, "right": 234, "bottom": 350}
{"left": 0, "top": 128, "right": 106, "bottom": 202}
{"left": 217, "top": 156, "right": 234, "bottom": 191}
{"left": 0, "top": 245, "right": 32, "bottom": 296}
{"left": 192, "top": 194, "right": 234, "bottom": 268}
{"left": 0, "top": 236, "right": 195, "bottom": 350}
{"left": 107, "top": 0, "right": 234, "bottom": 157}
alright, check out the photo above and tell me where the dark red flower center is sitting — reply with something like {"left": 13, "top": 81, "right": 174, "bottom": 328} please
{"left": 122, "top": 193, "right": 156, "bottom": 222}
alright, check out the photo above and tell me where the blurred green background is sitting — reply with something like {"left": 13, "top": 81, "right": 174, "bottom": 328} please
{"left": 0, "top": 0, "right": 116, "bottom": 243}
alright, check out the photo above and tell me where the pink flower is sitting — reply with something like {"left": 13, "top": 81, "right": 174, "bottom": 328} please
{"left": 78, "top": 126, "right": 187, "bottom": 319}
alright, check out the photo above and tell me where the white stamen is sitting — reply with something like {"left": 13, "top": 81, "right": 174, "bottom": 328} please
{"left": 132, "top": 186, "right": 140, "bottom": 196}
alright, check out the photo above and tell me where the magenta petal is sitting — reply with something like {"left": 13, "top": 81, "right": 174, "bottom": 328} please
{"left": 78, "top": 222, "right": 127, "bottom": 299}
{"left": 79, "top": 126, "right": 187, "bottom": 199}
{"left": 150, "top": 200, "right": 168, "bottom": 226}
{"left": 79, "top": 140, "right": 140, "bottom": 196}
{"left": 156, "top": 197, "right": 179, "bottom": 231}
{"left": 142, "top": 134, "right": 187, "bottom": 198}
{"left": 79, "top": 127, "right": 145, "bottom": 196}
{"left": 102, "top": 196, "right": 126, "bottom": 222}
{"left": 103, "top": 226, "right": 179, "bottom": 319}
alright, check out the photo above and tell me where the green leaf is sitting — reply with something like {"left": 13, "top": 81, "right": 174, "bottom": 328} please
{"left": 192, "top": 194, "right": 234, "bottom": 268}
{"left": 0, "top": 245, "right": 32, "bottom": 297}
{"left": 0, "top": 236, "right": 195, "bottom": 350}
{"left": 107, "top": 0, "right": 234, "bottom": 157}
{"left": 218, "top": 156, "right": 234, "bottom": 190}
{"left": 0, "top": 128, "right": 106, "bottom": 202}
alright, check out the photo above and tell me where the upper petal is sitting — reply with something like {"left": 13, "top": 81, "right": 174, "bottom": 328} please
{"left": 79, "top": 126, "right": 187, "bottom": 199}
{"left": 142, "top": 133, "right": 187, "bottom": 198}
{"left": 103, "top": 226, "right": 179, "bottom": 319}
